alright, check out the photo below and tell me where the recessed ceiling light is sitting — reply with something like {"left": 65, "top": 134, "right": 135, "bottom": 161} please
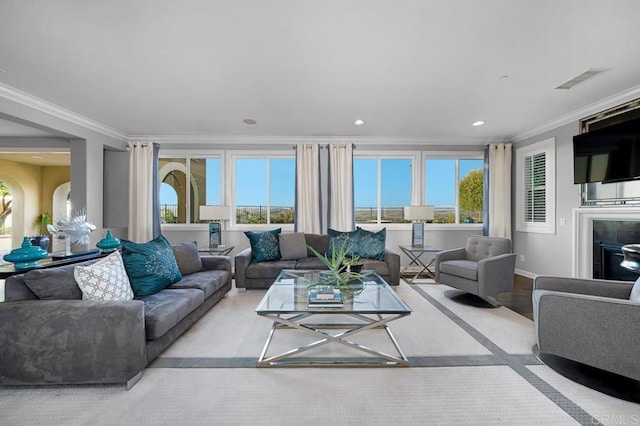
{"left": 243, "top": 118, "right": 257, "bottom": 125}
{"left": 354, "top": 119, "right": 365, "bottom": 126}
{"left": 472, "top": 121, "right": 485, "bottom": 127}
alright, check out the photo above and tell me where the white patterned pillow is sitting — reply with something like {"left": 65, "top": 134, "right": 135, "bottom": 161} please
{"left": 74, "top": 251, "right": 134, "bottom": 301}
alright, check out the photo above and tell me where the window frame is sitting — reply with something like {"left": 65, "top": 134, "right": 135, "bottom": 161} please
{"left": 228, "top": 150, "right": 296, "bottom": 231}
{"left": 422, "top": 151, "right": 485, "bottom": 228}
{"left": 515, "top": 137, "right": 556, "bottom": 234}
{"left": 158, "top": 149, "right": 225, "bottom": 229}
{"left": 353, "top": 151, "right": 421, "bottom": 230}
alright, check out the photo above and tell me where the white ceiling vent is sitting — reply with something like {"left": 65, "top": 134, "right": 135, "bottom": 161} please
{"left": 555, "top": 68, "right": 610, "bottom": 90}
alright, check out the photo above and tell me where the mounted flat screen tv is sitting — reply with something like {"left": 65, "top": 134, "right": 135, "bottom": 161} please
{"left": 573, "top": 116, "right": 640, "bottom": 184}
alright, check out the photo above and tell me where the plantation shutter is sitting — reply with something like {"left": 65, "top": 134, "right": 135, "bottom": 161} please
{"left": 524, "top": 152, "right": 546, "bottom": 223}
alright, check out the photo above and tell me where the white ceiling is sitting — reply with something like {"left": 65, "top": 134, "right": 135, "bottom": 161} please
{"left": 1, "top": 0, "right": 640, "bottom": 145}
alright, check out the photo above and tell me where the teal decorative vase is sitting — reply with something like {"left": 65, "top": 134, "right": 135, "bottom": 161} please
{"left": 3, "top": 236, "right": 49, "bottom": 270}
{"left": 96, "top": 230, "right": 121, "bottom": 253}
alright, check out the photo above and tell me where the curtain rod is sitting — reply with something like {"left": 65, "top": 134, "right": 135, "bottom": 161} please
{"left": 291, "top": 143, "right": 357, "bottom": 149}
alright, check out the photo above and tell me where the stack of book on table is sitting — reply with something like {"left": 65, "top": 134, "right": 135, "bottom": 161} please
{"left": 308, "top": 285, "right": 343, "bottom": 307}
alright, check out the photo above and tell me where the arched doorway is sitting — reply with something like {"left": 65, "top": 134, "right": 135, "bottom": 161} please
{"left": 51, "top": 182, "right": 71, "bottom": 252}
{"left": 0, "top": 176, "right": 25, "bottom": 250}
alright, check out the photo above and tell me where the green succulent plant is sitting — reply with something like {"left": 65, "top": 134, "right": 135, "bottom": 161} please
{"left": 306, "top": 236, "right": 364, "bottom": 292}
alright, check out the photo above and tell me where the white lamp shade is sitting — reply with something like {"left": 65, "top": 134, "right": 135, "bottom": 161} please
{"left": 404, "top": 206, "right": 434, "bottom": 221}
{"left": 199, "top": 205, "right": 230, "bottom": 221}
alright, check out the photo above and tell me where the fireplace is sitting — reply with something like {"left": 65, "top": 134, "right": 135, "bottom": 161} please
{"left": 573, "top": 208, "right": 640, "bottom": 279}
{"left": 593, "top": 220, "right": 640, "bottom": 281}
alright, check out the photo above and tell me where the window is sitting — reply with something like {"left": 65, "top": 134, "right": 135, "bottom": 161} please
{"left": 516, "top": 138, "right": 555, "bottom": 234}
{"left": 424, "top": 157, "right": 484, "bottom": 224}
{"left": 354, "top": 157, "right": 413, "bottom": 224}
{"left": 158, "top": 156, "right": 222, "bottom": 224}
{"left": 234, "top": 157, "right": 295, "bottom": 225}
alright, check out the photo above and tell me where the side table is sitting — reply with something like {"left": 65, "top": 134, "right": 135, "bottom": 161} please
{"left": 399, "top": 245, "right": 442, "bottom": 284}
{"left": 198, "top": 245, "right": 234, "bottom": 256}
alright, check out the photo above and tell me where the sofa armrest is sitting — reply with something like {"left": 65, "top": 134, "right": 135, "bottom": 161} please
{"left": 533, "top": 290, "right": 640, "bottom": 381}
{"left": 384, "top": 247, "right": 400, "bottom": 286}
{"left": 477, "top": 253, "right": 516, "bottom": 296}
{"left": 201, "top": 255, "right": 232, "bottom": 272}
{"left": 201, "top": 255, "right": 232, "bottom": 289}
{"left": 533, "top": 275, "right": 633, "bottom": 299}
{"left": 234, "top": 248, "right": 252, "bottom": 288}
{"left": 0, "top": 300, "right": 147, "bottom": 385}
{"left": 434, "top": 247, "right": 466, "bottom": 281}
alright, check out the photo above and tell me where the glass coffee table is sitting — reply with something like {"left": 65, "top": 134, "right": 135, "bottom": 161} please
{"left": 255, "top": 269, "right": 412, "bottom": 367}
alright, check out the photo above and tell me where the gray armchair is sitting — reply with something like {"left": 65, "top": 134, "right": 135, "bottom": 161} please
{"left": 533, "top": 276, "right": 640, "bottom": 382}
{"left": 434, "top": 236, "right": 516, "bottom": 305}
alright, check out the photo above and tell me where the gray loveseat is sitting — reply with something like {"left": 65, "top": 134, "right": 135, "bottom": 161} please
{"left": 0, "top": 253, "right": 231, "bottom": 388}
{"left": 235, "top": 233, "right": 400, "bottom": 289}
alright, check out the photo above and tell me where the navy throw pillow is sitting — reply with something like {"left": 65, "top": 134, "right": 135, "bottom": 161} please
{"left": 245, "top": 228, "right": 282, "bottom": 263}
{"left": 120, "top": 235, "right": 182, "bottom": 296}
{"left": 354, "top": 227, "right": 386, "bottom": 261}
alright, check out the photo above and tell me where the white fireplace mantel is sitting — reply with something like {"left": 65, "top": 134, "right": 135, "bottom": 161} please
{"left": 572, "top": 207, "right": 640, "bottom": 278}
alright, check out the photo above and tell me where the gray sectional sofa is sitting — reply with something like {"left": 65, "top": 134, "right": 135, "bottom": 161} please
{"left": 0, "top": 254, "right": 231, "bottom": 388}
{"left": 235, "top": 233, "right": 400, "bottom": 289}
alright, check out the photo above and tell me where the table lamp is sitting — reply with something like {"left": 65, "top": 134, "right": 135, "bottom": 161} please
{"left": 199, "top": 205, "right": 230, "bottom": 248}
{"left": 404, "top": 206, "right": 434, "bottom": 248}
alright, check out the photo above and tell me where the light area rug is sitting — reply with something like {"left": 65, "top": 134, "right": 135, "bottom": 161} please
{"left": 0, "top": 280, "right": 638, "bottom": 425}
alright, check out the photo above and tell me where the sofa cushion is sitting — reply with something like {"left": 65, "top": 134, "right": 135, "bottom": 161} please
{"left": 361, "top": 259, "right": 390, "bottom": 277}
{"left": 73, "top": 251, "right": 134, "bottom": 301}
{"left": 246, "top": 260, "right": 297, "bottom": 279}
{"left": 171, "top": 241, "right": 203, "bottom": 276}
{"left": 439, "top": 260, "right": 479, "bottom": 281}
{"left": 630, "top": 278, "right": 640, "bottom": 302}
{"left": 23, "top": 263, "right": 84, "bottom": 300}
{"left": 354, "top": 227, "right": 386, "bottom": 261}
{"left": 137, "top": 288, "right": 204, "bottom": 339}
{"left": 245, "top": 228, "right": 282, "bottom": 263}
{"left": 167, "top": 269, "right": 229, "bottom": 299}
{"left": 121, "top": 235, "right": 182, "bottom": 296}
{"left": 278, "top": 233, "right": 307, "bottom": 260}
{"left": 295, "top": 257, "right": 329, "bottom": 270}
{"left": 305, "top": 234, "right": 328, "bottom": 257}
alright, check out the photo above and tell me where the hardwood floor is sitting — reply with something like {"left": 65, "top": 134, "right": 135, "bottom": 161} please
{"left": 498, "top": 274, "right": 533, "bottom": 320}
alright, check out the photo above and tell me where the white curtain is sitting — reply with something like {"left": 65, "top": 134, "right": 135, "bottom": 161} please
{"left": 488, "top": 143, "right": 512, "bottom": 239}
{"left": 327, "top": 143, "right": 354, "bottom": 231}
{"left": 128, "top": 142, "right": 155, "bottom": 242}
{"left": 295, "top": 144, "right": 322, "bottom": 233}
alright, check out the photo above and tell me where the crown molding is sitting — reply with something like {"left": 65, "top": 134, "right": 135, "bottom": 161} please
{"left": 128, "top": 134, "right": 505, "bottom": 146}
{"left": 513, "top": 84, "right": 640, "bottom": 143}
{"left": 0, "top": 83, "right": 128, "bottom": 142}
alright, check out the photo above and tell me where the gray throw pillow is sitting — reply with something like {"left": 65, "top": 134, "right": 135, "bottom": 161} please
{"left": 630, "top": 278, "right": 640, "bottom": 302}
{"left": 171, "top": 241, "right": 203, "bottom": 276}
{"left": 279, "top": 233, "right": 308, "bottom": 260}
{"left": 23, "top": 265, "right": 83, "bottom": 300}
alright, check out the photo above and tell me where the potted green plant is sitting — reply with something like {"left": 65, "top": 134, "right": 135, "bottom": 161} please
{"left": 31, "top": 213, "right": 51, "bottom": 251}
{"left": 306, "top": 236, "right": 364, "bottom": 292}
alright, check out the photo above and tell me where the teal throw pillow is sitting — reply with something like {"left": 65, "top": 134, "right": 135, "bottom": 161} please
{"left": 354, "top": 227, "right": 386, "bottom": 261}
{"left": 245, "top": 228, "right": 282, "bottom": 263}
{"left": 120, "top": 235, "right": 182, "bottom": 296}
{"left": 327, "top": 228, "right": 359, "bottom": 258}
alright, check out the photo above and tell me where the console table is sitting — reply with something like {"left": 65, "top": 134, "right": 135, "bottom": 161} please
{"left": 0, "top": 251, "right": 106, "bottom": 279}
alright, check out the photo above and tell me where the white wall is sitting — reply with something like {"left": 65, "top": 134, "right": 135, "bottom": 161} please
{"left": 512, "top": 122, "right": 581, "bottom": 277}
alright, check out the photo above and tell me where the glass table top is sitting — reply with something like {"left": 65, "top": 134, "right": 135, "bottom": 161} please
{"left": 255, "top": 269, "right": 412, "bottom": 314}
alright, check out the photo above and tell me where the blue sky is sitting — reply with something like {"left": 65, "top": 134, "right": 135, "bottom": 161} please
{"left": 160, "top": 158, "right": 483, "bottom": 208}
